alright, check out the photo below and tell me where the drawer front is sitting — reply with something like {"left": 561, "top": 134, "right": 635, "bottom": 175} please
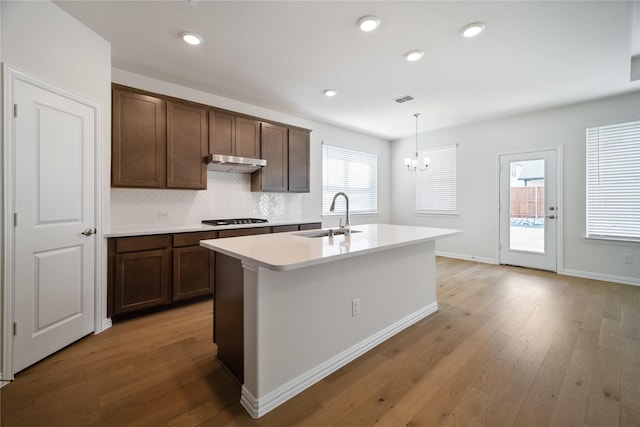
{"left": 218, "top": 226, "right": 271, "bottom": 238}
{"left": 272, "top": 224, "right": 299, "bottom": 233}
{"left": 299, "top": 222, "right": 321, "bottom": 231}
{"left": 115, "top": 235, "right": 172, "bottom": 253}
{"left": 173, "top": 231, "right": 218, "bottom": 247}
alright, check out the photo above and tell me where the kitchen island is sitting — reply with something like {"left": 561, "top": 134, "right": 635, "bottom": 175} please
{"left": 200, "top": 223, "right": 462, "bottom": 418}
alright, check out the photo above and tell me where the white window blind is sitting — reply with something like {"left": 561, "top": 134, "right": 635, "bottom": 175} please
{"left": 586, "top": 120, "right": 640, "bottom": 240}
{"left": 416, "top": 145, "right": 457, "bottom": 214}
{"left": 322, "top": 144, "right": 377, "bottom": 214}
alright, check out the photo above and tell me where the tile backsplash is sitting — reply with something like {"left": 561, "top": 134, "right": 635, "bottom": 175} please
{"left": 111, "top": 171, "right": 301, "bottom": 228}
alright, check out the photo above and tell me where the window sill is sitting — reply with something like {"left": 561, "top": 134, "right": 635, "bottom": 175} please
{"left": 414, "top": 211, "right": 459, "bottom": 218}
{"left": 584, "top": 236, "right": 639, "bottom": 246}
{"left": 322, "top": 212, "right": 379, "bottom": 218}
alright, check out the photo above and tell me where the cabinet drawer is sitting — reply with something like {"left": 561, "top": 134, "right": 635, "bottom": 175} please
{"left": 218, "top": 227, "right": 271, "bottom": 238}
{"left": 299, "top": 222, "right": 321, "bottom": 231}
{"left": 272, "top": 225, "right": 299, "bottom": 233}
{"left": 173, "top": 231, "right": 218, "bottom": 247}
{"left": 115, "top": 235, "right": 172, "bottom": 253}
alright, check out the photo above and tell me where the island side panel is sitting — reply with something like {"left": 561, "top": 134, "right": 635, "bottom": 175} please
{"left": 242, "top": 240, "right": 436, "bottom": 416}
{"left": 214, "top": 252, "right": 244, "bottom": 383}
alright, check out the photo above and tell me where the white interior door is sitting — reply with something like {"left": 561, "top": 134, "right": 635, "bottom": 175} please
{"left": 499, "top": 149, "right": 558, "bottom": 271}
{"left": 12, "top": 77, "right": 96, "bottom": 373}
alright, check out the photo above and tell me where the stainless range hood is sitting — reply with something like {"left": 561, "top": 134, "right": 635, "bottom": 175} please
{"left": 206, "top": 153, "right": 266, "bottom": 173}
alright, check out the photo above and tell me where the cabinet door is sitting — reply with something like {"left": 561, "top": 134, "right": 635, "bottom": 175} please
{"left": 288, "top": 128, "right": 311, "bottom": 192}
{"left": 235, "top": 117, "right": 260, "bottom": 158}
{"left": 167, "top": 101, "right": 208, "bottom": 189}
{"left": 252, "top": 122, "right": 288, "bottom": 192}
{"left": 209, "top": 111, "right": 235, "bottom": 156}
{"left": 113, "top": 249, "right": 171, "bottom": 314}
{"left": 112, "top": 89, "right": 166, "bottom": 188}
{"left": 173, "top": 246, "right": 214, "bottom": 301}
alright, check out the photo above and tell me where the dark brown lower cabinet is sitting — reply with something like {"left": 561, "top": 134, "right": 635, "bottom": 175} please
{"left": 114, "top": 249, "right": 171, "bottom": 313}
{"left": 108, "top": 231, "right": 216, "bottom": 317}
{"left": 108, "top": 223, "right": 321, "bottom": 326}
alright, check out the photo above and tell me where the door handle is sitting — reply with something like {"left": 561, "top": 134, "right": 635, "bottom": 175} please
{"left": 546, "top": 215, "right": 556, "bottom": 219}
{"left": 81, "top": 228, "right": 96, "bottom": 236}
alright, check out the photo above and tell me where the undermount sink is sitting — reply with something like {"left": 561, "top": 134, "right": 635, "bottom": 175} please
{"left": 296, "top": 229, "right": 362, "bottom": 238}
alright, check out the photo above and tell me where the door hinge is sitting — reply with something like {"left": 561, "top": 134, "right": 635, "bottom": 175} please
{"left": 13, "top": 322, "right": 17, "bottom": 336}
{"left": 13, "top": 213, "right": 17, "bottom": 227}
{"left": 13, "top": 104, "right": 18, "bottom": 118}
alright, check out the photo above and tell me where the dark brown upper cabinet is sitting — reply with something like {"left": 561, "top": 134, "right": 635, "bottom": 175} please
{"left": 112, "top": 86, "right": 207, "bottom": 190}
{"left": 112, "top": 85, "right": 311, "bottom": 191}
{"left": 112, "top": 89, "right": 166, "bottom": 188}
{"left": 209, "top": 111, "right": 260, "bottom": 159}
{"left": 252, "top": 122, "right": 288, "bottom": 192}
{"left": 288, "top": 128, "right": 311, "bottom": 192}
{"left": 167, "top": 101, "right": 208, "bottom": 189}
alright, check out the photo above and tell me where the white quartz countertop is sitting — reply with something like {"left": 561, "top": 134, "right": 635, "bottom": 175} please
{"left": 200, "top": 223, "right": 463, "bottom": 271}
{"left": 104, "top": 219, "right": 321, "bottom": 238}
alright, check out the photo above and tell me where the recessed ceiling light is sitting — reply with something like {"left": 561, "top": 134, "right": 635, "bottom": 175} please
{"left": 181, "top": 32, "right": 203, "bottom": 45}
{"left": 323, "top": 89, "right": 338, "bottom": 97}
{"left": 357, "top": 16, "right": 380, "bottom": 32}
{"left": 460, "top": 22, "right": 485, "bottom": 38}
{"left": 404, "top": 50, "right": 424, "bottom": 62}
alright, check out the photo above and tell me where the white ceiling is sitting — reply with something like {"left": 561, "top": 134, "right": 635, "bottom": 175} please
{"left": 55, "top": 0, "right": 640, "bottom": 140}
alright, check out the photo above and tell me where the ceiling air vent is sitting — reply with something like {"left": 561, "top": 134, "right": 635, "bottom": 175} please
{"left": 394, "top": 95, "right": 415, "bottom": 104}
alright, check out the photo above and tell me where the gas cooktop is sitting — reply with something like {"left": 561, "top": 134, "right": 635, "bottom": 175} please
{"left": 202, "top": 218, "right": 268, "bottom": 226}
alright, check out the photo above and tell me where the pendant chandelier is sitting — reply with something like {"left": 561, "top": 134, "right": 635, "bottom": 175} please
{"left": 404, "top": 113, "right": 431, "bottom": 172}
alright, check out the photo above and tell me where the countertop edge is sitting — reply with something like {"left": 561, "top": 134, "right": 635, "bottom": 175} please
{"left": 104, "top": 219, "right": 322, "bottom": 238}
{"left": 200, "top": 227, "right": 463, "bottom": 271}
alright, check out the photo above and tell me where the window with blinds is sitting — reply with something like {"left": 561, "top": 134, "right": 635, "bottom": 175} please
{"left": 416, "top": 145, "right": 457, "bottom": 214}
{"left": 586, "top": 120, "right": 640, "bottom": 241}
{"left": 322, "top": 144, "right": 377, "bottom": 215}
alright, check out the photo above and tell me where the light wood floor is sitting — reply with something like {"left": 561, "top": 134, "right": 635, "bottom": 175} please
{"left": 2, "top": 258, "right": 639, "bottom": 426}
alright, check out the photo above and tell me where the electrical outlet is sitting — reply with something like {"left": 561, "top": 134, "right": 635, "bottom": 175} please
{"left": 623, "top": 253, "right": 633, "bottom": 264}
{"left": 352, "top": 298, "right": 360, "bottom": 317}
{"left": 158, "top": 211, "right": 169, "bottom": 219}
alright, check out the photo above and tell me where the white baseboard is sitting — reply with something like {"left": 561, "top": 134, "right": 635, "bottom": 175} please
{"left": 99, "top": 318, "right": 112, "bottom": 333}
{"left": 241, "top": 302, "right": 439, "bottom": 418}
{"left": 437, "top": 252, "right": 638, "bottom": 287}
{"left": 436, "top": 251, "right": 496, "bottom": 265}
{"left": 560, "top": 268, "right": 639, "bottom": 287}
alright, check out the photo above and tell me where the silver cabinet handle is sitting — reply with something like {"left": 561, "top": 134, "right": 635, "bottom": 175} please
{"left": 81, "top": 228, "right": 96, "bottom": 236}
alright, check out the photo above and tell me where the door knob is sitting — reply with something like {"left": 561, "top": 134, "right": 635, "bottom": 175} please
{"left": 546, "top": 215, "right": 556, "bottom": 219}
{"left": 549, "top": 206, "right": 556, "bottom": 211}
{"left": 81, "top": 228, "right": 96, "bottom": 236}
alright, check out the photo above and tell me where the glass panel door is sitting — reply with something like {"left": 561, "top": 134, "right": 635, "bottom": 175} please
{"left": 499, "top": 150, "right": 557, "bottom": 272}
{"left": 509, "top": 159, "right": 545, "bottom": 253}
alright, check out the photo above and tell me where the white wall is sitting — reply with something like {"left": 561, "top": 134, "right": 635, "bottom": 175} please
{"left": 391, "top": 91, "right": 640, "bottom": 285}
{"left": 0, "top": 0, "right": 111, "bottom": 379}
{"left": 110, "top": 69, "right": 391, "bottom": 230}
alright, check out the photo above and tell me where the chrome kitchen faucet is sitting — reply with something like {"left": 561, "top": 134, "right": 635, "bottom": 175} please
{"left": 329, "top": 192, "right": 350, "bottom": 236}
